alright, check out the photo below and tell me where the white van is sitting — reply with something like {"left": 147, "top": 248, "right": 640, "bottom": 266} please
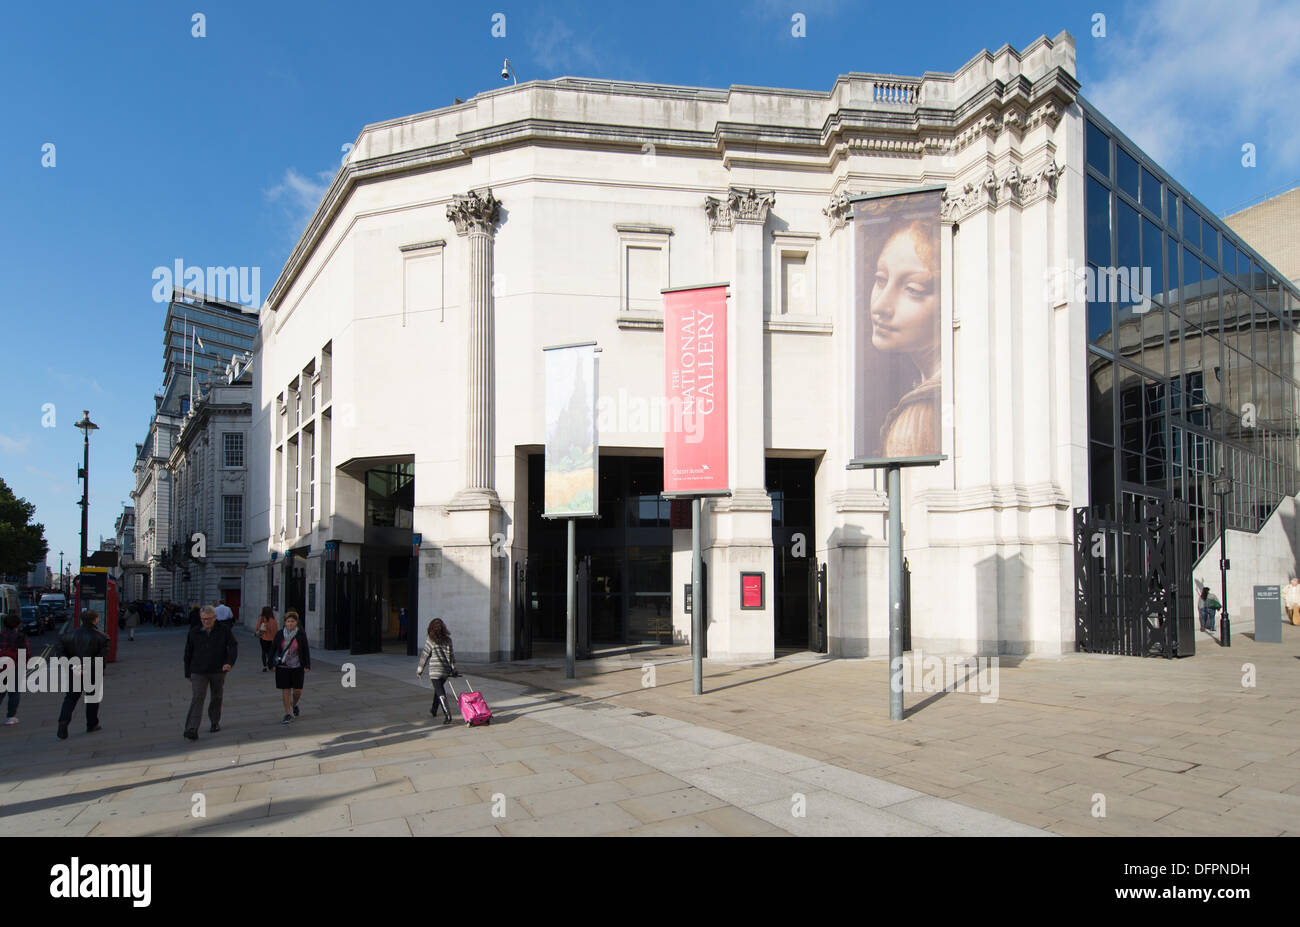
{"left": 39, "top": 593, "right": 68, "bottom": 619}
{"left": 0, "top": 585, "right": 20, "bottom": 625}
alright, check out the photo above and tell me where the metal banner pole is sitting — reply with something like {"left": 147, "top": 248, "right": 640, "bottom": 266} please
{"left": 692, "top": 497, "right": 703, "bottom": 695}
{"left": 888, "top": 464, "right": 903, "bottom": 721}
{"left": 566, "top": 518, "right": 576, "bottom": 678}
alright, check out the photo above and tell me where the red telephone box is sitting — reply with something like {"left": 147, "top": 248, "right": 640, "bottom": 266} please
{"left": 74, "top": 568, "right": 119, "bottom": 663}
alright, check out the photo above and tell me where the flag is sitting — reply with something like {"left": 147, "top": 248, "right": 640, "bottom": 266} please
{"left": 195, "top": 334, "right": 205, "bottom": 351}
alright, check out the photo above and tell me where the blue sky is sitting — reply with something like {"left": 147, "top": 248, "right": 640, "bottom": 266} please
{"left": 2, "top": 0, "right": 1297, "bottom": 574}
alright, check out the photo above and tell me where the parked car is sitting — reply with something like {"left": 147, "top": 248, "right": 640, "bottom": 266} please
{"left": 20, "top": 605, "right": 42, "bottom": 635}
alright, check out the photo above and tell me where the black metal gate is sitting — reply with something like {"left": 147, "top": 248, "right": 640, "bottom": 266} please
{"left": 1074, "top": 497, "right": 1195, "bottom": 657}
{"left": 322, "top": 560, "right": 383, "bottom": 654}
{"left": 808, "top": 558, "right": 828, "bottom": 653}
{"left": 513, "top": 557, "right": 531, "bottom": 660}
{"left": 283, "top": 560, "right": 305, "bottom": 626}
{"left": 576, "top": 554, "right": 592, "bottom": 659}
{"left": 901, "top": 557, "right": 912, "bottom": 652}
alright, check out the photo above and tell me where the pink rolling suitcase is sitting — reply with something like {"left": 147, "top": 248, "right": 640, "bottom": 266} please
{"left": 449, "top": 676, "right": 492, "bottom": 727}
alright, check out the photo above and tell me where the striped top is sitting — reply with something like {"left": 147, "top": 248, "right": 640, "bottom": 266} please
{"left": 417, "top": 639, "right": 456, "bottom": 679}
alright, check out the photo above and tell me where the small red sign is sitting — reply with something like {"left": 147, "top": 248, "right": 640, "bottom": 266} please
{"left": 741, "top": 572, "right": 764, "bottom": 610}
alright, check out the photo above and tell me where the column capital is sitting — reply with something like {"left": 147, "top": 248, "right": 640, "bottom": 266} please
{"left": 704, "top": 187, "right": 776, "bottom": 231}
{"left": 447, "top": 188, "right": 502, "bottom": 236}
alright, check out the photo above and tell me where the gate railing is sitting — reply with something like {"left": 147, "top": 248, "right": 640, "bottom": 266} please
{"left": 1074, "top": 497, "right": 1195, "bottom": 658}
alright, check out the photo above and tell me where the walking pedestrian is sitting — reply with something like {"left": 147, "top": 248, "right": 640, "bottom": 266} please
{"left": 0, "top": 612, "right": 28, "bottom": 726}
{"left": 271, "top": 611, "right": 309, "bottom": 723}
{"left": 415, "top": 618, "right": 459, "bottom": 725}
{"left": 398, "top": 607, "right": 408, "bottom": 642}
{"left": 255, "top": 606, "right": 278, "bottom": 671}
{"left": 54, "top": 610, "right": 108, "bottom": 739}
{"left": 214, "top": 599, "right": 234, "bottom": 626}
{"left": 124, "top": 602, "right": 139, "bottom": 641}
{"left": 1285, "top": 578, "right": 1300, "bottom": 627}
{"left": 183, "top": 605, "right": 237, "bottom": 740}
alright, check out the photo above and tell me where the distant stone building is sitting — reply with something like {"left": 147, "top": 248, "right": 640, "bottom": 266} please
{"left": 114, "top": 505, "right": 144, "bottom": 600}
{"left": 1225, "top": 185, "right": 1300, "bottom": 288}
{"left": 131, "top": 289, "right": 258, "bottom": 603}
{"left": 167, "top": 367, "right": 253, "bottom": 620}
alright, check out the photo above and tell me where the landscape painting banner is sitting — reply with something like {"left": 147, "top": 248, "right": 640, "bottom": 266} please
{"left": 664, "top": 285, "right": 728, "bottom": 494}
{"left": 543, "top": 344, "right": 598, "bottom": 517}
{"left": 852, "top": 189, "right": 944, "bottom": 463}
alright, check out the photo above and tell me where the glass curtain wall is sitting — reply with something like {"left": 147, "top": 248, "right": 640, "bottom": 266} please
{"left": 1084, "top": 104, "right": 1300, "bottom": 558}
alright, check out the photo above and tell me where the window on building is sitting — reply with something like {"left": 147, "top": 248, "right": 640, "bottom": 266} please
{"left": 223, "top": 432, "right": 244, "bottom": 468}
{"left": 222, "top": 495, "right": 243, "bottom": 545}
{"left": 365, "top": 463, "right": 414, "bottom": 528}
{"left": 1086, "top": 120, "right": 1110, "bottom": 177}
{"left": 1116, "top": 146, "right": 1139, "bottom": 200}
{"left": 305, "top": 426, "right": 316, "bottom": 527}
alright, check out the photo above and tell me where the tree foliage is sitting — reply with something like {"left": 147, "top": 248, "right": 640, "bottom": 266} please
{"left": 0, "top": 478, "right": 48, "bottom": 577}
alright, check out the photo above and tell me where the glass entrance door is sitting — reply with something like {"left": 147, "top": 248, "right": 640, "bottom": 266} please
{"left": 526, "top": 454, "right": 672, "bottom": 646}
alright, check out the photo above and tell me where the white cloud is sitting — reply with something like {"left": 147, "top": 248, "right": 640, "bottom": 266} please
{"left": 24, "top": 464, "right": 69, "bottom": 495}
{"left": 528, "top": 17, "right": 605, "bottom": 76}
{"left": 266, "top": 167, "right": 335, "bottom": 241}
{"left": 0, "top": 433, "right": 30, "bottom": 455}
{"left": 45, "top": 367, "right": 104, "bottom": 395}
{"left": 1086, "top": 0, "right": 1300, "bottom": 171}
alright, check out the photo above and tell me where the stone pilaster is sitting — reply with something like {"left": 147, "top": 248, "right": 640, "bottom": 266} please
{"left": 702, "top": 188, "right": 777, "bottom": 661}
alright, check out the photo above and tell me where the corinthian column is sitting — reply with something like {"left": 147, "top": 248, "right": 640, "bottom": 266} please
{"left": 447, "top": 188, "right": 502, "bottom": 506}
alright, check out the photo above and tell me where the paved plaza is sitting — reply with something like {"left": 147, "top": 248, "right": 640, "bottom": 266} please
{"left": 0, "top": 619, "right": 1297, "bottom": 836}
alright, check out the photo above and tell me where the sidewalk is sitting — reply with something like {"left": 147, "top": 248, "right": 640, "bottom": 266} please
{"left": 0, "top": 626, "right": 1046, "bottom": 836}
{"left": 469, "top": 620, "right": 1300, "bottom": 836}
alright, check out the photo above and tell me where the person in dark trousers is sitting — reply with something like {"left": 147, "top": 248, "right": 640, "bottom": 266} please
{"left": 254, "top": 606, "right": 278, "bottom": 671}
{"left": 55, "top": 610, "right": 108, "bottom": 739}
{"left": 183, "top": 605, "right": 237, "bottom": 739}
{"left": 271, "top": 611, "right": 310, "bottom": 723}
{"left": 1199, "top": 586, "right": 1223, "bottom": 632}
{"left": 416, "top": 618, "right": 458, "bottom": 724}
{"left": 188, "top": 604, "right": 201, "bottom": 629}
{"left": 0, "top": 613, "right": 28, "bottom": 725}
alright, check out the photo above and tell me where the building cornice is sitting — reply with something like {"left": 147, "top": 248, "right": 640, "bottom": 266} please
{"left": 264, "top": 34, "right": 1079, "bottom": 312}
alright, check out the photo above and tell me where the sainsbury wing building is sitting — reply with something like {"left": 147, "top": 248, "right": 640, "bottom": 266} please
{"left": 244, "top": 31, "right": 1300, "bottom": 662}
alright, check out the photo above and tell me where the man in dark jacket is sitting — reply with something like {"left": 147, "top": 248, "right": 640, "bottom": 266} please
{"left": 183, "top": 605, "right": 237, "bottom": 739}
{"left": 55, "top": 610, "right": 108, "bottom": 739}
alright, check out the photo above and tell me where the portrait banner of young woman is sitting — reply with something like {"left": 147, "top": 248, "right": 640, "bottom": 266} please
{"left": 849, "top": 187, "right": 947, "bottom": 468}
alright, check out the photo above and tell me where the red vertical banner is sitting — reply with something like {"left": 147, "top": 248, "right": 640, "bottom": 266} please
{"left": 663, "top": 284, "right": 728, "bottom": 494}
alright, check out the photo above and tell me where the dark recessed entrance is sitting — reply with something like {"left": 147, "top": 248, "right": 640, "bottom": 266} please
{"left": 768, "top": 457, "right": 816, "bottom": 650}
{"left": 526, "top": 454, "right": 672, "bottom": 646}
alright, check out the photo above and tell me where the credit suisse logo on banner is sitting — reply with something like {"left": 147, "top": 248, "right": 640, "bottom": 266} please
{"left": 663, "top": 284, "right": 728, "bottom": 494}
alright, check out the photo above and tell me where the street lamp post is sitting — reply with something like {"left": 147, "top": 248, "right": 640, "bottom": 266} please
{"left": 75, "top": 411, "right": 99, "bottom": 571}
{"left": 58, "top": 551, "right": 64, "bottom": 593}
{"left": 1212, "top": 468, "right": 1233, "bottom": 647}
